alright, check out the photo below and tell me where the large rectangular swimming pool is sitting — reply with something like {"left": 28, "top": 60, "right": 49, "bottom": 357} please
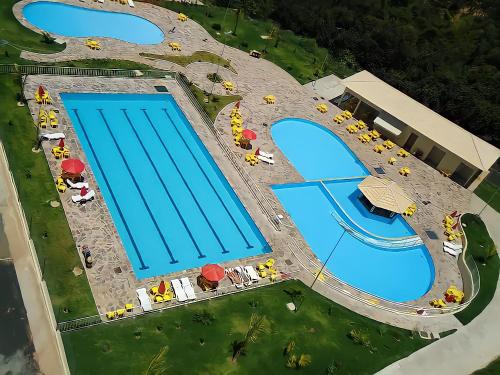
{"left": 62, "top": 93, "right": 270, "bottom": 279}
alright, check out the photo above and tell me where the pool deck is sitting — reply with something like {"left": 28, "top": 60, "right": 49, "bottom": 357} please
{"left": 16, "top": 0, "right": 473, "bottom": 332}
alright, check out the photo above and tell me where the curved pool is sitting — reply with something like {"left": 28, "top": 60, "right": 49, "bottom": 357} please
{"left": 272, "top": 118, "right": 435, "bottom": 302}
{"left": 22, "top": 2, "right": 164, "bottom": 45}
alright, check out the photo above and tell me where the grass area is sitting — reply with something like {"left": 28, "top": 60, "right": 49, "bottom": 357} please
{"left": 159, "top": 2, "right": 356, "bottom": 83}
{"left": 63, "top": 280, "right": 429, "bottom": 375}
{"left": 0, "top": 0, "right": 65, "bottom": 64}
{"left": 141, "top": 50, "right": 237, "bottom": 73}
{"left": 474, "top": 179, "right": 500, "bottom": 214}
{"left": 455, "top": 214, "right": 498, "bottom": 325}
{"left": 474, "top": 356, "right": 500, "bottom": 374}
{"left": 0, "top": 75, "right": 96, "bottom": 321}
{"left": 189, "top": 82, "right": 242, "bottom": 121}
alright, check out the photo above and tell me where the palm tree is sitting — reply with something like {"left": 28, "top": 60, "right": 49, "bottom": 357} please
{"left": 145, "top": 346, "right": 169, "bottom": 375}
{"left": 297, "top": 354, "right": 311, "bottom": 368}
{"left": 231, "top": 313, "right": 267, "bottom": 362}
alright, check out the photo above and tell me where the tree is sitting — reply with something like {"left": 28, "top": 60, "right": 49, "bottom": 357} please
{"left": 145, "top": 346, "right": 169, "bottom": 375}
{"left": 231, "top": 313, "right": 267, "bottom": 362}
{"left": 233, "top": 8, "right": 241, "bottom": 35}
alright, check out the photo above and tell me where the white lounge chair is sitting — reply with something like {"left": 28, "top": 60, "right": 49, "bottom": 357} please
{"left": 235, "top": 266, "right": 251, "bottom": 286}
{"left": 128, "top": 0, "right": 135, "bottom": 7}
{"left": 444, "top": 241, "right": 463, "bottom": 251}
{"left": 443, "top": 246, "right": 462, "bottom": 257}
{"left": 258, "top": 150, "right": 273, "bottom": 159}
{"left": 97, "top": 0, "right": 104, "bottom": 3}
{"left": 40, "top": 132, "right": 65, "bottom": 141}
{"left": 257, "top": 155, "right": 275, "bottom": 164}
{"left": 66, "top": 179, "right": 89, "bottom": 189}
{"left": 180, "top": 277, "right": 196, "bottom": 300}
{"left": 71, "top": 189, "right": 95, "bottom": 203}
{"left": 171, "top": 279, "right": 188, "bottom": 302}
{"left": 244, "top": 266, "right": 259, "bottom": 282}
{"left": 136, "top": 288, "right": 152, "bottom": 312}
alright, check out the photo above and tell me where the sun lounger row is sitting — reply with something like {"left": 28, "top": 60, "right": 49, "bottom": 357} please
{"left": 443, "top": 241, "right": 463, "bottom": 257}
{"left": 226, "top": 266, "right": 259, "bottom": 288}
{"left": 171, "top": 278, "right": 196, "bottom": 302}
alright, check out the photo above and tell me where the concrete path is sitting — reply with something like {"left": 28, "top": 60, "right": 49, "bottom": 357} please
{"left": 379, "top": 197, "right": 500, "bottom": 374}
{"left": 0, "top": 144, "right": 67, "bottom": 375}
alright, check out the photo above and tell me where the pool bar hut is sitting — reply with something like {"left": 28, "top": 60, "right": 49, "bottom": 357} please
{"left": 358, "top": 176, "right": 414, "bottom": 218}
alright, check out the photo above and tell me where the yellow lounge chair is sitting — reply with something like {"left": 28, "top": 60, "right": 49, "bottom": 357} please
{"left": 106, "top": 311, "right": 116, "bottom": 320}
{"left": 346, "top": 124, "right": 358, "bottom": 133}
{"left": 56, "top": 177, "right": 67, "bottom": 193}
{"left": 373, "top": 144, "right": 385, "bottom": 153}
{"left": 125, "top": 304, "right": 134, "bottom": 312}
{"left": 356, "top": 120, "right": 366, "bottom": 129}
{"left": 177, "top": 13, "right": 188, "bottom": 21}
{"left": 265, "top": 258, "right": 275, "bottom": 268}
{"left": 383, "top": 140, "right": 395, "bottom": 149}
{"left": 116, "top": 308, "right": 126, "bottom": 318}
{"left": 316, "top": 104, "right": 328, "bottom": 113}
{"left": 168, "top": 42, "right": 182, "bottom": 51}
{"left": 263, "top": 95, "right": 276, "bottom": 104}
{"left": 258, "top": 269, "right": 267, "bottom": 278}
{"left": 397, "top": 149, "right": 410, "bottom": 157}
{"left": 358, "top": 134, "right": 371, "bottom": 143}
{"left": 222, "top": 81, "right": 234, "bottom": 91}
{"left": 388, "top": 157, "right": 397, "bottom": 165}
{"left": 333, "top": 114, "right": 344, "bottom": 124}
{"left": 341, "top": 110, "right": 352, "bottom": 119}
{"left": 399, "top": 167, "right": 410, "bottom": 176}
{"left": 370, "top": 130, "right": 381, "bottom": 140}
{"left": 49, "top": 111, "right": 59, "bottom": 128}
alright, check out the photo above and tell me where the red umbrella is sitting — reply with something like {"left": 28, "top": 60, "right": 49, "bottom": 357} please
{"left": 80, "top": 186, "right": 88, "bottom": 196}
{"left": 58, "top": 138, "right": 65, "bottom": 148}
{"left": 201, "top": 264, "right": 225, "bottom": 282}
{"left": 241, "top": 129, "right": 257, "bottom": 140}
{"left": 158, "top": 280, "right": 166, "bottom": 295}
{"left": 37, "top": 85, "right": 45, "bottom": 96}
{"left": 235, "top": 101, "right": 240, "bottom": 109}
{"left": 61, "top": 159, "right": 85, "bottom": 174}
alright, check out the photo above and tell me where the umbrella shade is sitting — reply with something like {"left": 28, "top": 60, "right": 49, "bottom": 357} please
{"left": 235, "top": 101, "right": 240, "bottom": 109}
{"left": 61, "top": 159, "right": 85, "bottom": 174}
{"left": 58, "top": 138, "right": 65, "bottom": 148}
{"left": 158, "top": 280, "right": 166, "bottom": 295}
{"left": 80, "top": 186, "right": 88, "bottom": 196}
{"left": 201, "top": 264, "right": 225, "bottom": 282}
{"left": 241, "top": 129, "right": 257, "bottom": 140}
{"left": 358, "top": 176, "right": 414, "bottom": 214}
{"left": 37, "top": 85, "right": 45, "bottom": 96}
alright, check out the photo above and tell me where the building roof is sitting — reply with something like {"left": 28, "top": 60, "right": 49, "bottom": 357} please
{"left": 358, "top": 176, "right": 414, "bottom": 214}
{"left": 303, "top": 74, "right": 346, "bottom": 100}
{"left": 342, "top": 71, "right": 500, "bottom": 171}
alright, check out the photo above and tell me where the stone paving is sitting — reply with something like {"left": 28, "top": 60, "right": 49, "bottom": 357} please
{"left": 15, "top": 0, "right": 474, "bottom": 331}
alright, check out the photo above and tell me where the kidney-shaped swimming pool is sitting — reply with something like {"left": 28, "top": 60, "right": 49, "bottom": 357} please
{"left": 22, "top": 1, "right": 164, "bottom": 45}
{"left": 272, "top": 118, "right": 435, "bottom": 303}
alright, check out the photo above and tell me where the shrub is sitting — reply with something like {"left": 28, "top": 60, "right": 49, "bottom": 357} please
{"left": 348, "top": 329, "right": 370, "bottom": 347}
{"left": 211, "top": 23, "right": 222, "bottom": 31}
{"left": 41, "top": 32, "right": 55, "bottom": 44}
{"left": 240, "top": 41, "right": 249, "bottom": 48}
{"left": 193, "top": 310, "right": 215, "bottom": 326}
{"left": 207, "top": 72, "right": 222, "bottom": 83}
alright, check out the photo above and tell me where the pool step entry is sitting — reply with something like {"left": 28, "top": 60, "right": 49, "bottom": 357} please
{"left": 331, "top": 211, "right": 424, "bottom": 249}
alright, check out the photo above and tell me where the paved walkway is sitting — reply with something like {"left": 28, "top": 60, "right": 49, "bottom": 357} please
{"left": 379, "top": 199, "right": 500, "bottom": 374}
{"left": 0, "top": 144, "right": 67, "bottom": 375}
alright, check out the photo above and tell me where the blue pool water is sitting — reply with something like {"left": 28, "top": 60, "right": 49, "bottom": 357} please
{"left": 23, "top": 2, "right": 164, "bottom": 45}
{"left": 271, "top": 118, "right": 434, "bottom": 302}
{"left": 271, "top": 118, "right": 369, "bottom": 180}
{"left": 61, "top": 93, "right": 269, "bottom": 279}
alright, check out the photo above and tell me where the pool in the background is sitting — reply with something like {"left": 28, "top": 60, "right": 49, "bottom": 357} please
{"left": 271, "top": 118, "right": 434, "bottom": 302}
{"left": 23, "top": 2, "right": 164, "bottom": 45}
{"left": 271, "top": 118, "right": 369, "bottom": 180}
{"left": 61, "top": 93, "right": 269, "bottom": 279}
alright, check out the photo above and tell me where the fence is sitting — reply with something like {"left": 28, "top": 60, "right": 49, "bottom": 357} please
{"left": 174, "top": 72, "right": 281, "bottom": 231}
{"left": 0, "top": 63, "right": 175, "bottom": 78}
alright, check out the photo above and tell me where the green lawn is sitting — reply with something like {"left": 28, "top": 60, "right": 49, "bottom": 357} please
{"left": 141, "top": 50, "right": 237, "bottom": 73}
{"left": 0, "top": 0, "right": 65, "bottom": 64}
{"left": 474, "top": 179, "right": 500, "bottom": 214}
{"left": 189, "top": 82, "right": 242, "bottom": 121}
{"left": 159, "top": 2, "right": 356, "bottom": 83}
{"left": 0, "top": 75, "right": 96, "bottom": 321}
{"left": 63, "top": 280, "right": 429, "bottom": 375}
{"left": 474, "top": 356, "right": 500, "bottom": 374}
{"left": 455, "top": 214, "right": 498, "bottom": 325}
